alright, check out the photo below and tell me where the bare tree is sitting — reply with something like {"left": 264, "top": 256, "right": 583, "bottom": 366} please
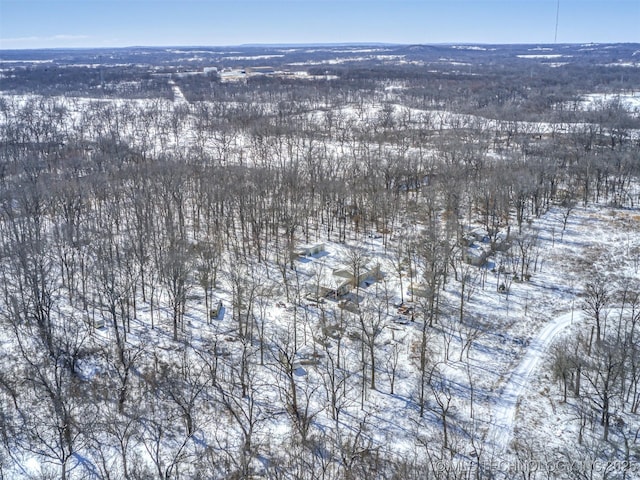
{"left": 583, "top": 277, "right": 610, "bottom": 344}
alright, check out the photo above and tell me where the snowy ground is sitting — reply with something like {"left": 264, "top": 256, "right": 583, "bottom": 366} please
{"left": 487, "top": 310, "right": 584, "bottom": 453}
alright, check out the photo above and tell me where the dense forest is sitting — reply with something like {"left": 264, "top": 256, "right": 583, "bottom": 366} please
{"left": 1, "top": 43, "right": 639, "bottom": 479}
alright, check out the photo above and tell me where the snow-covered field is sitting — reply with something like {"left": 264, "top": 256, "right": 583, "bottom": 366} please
{"left": 579, "top": 92, "right": 640, "bottom": 112}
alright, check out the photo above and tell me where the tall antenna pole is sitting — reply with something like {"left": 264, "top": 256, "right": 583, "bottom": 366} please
{"left": 554, "top": 0, "right": 560, "bottom": 43}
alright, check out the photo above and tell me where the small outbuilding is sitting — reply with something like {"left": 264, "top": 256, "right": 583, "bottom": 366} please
{"left": 210, "top": 299, "right": 223, "bottom": 320}
{"left": 296, "top": 243, "right": 325, "bottom": 257}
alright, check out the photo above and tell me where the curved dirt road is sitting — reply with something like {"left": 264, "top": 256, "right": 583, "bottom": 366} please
{"left": 487, "top": 310, "right": 582, "bottom": 452}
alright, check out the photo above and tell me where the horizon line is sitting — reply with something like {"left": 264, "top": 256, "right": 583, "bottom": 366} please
{"left": 2, "top": 41, "right": 639, "bottom": 52}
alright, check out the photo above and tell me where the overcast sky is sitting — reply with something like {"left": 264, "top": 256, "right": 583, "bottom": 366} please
{"left": 1, "top": 0, "right": 638, "bottom": 49}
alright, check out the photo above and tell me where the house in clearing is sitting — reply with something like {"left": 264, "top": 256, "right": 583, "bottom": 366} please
{"left": 307, "top": 269, "right": 352, "bottom": 299}
{"left": 307, "top": 263, "right": 381, "bottom": 299}
{"left": 408, "top": 282, "right": 431, "bottom": 298}
{"left": 464, "top": 243, "right": 491, "bottom": 267}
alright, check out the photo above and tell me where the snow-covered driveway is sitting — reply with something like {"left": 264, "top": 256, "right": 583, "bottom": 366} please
{"left": 487, "top": 309, "right": 583, "bottom": 452}
{"left": 168, "top": 79, "right": 189, "bottom": 105}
